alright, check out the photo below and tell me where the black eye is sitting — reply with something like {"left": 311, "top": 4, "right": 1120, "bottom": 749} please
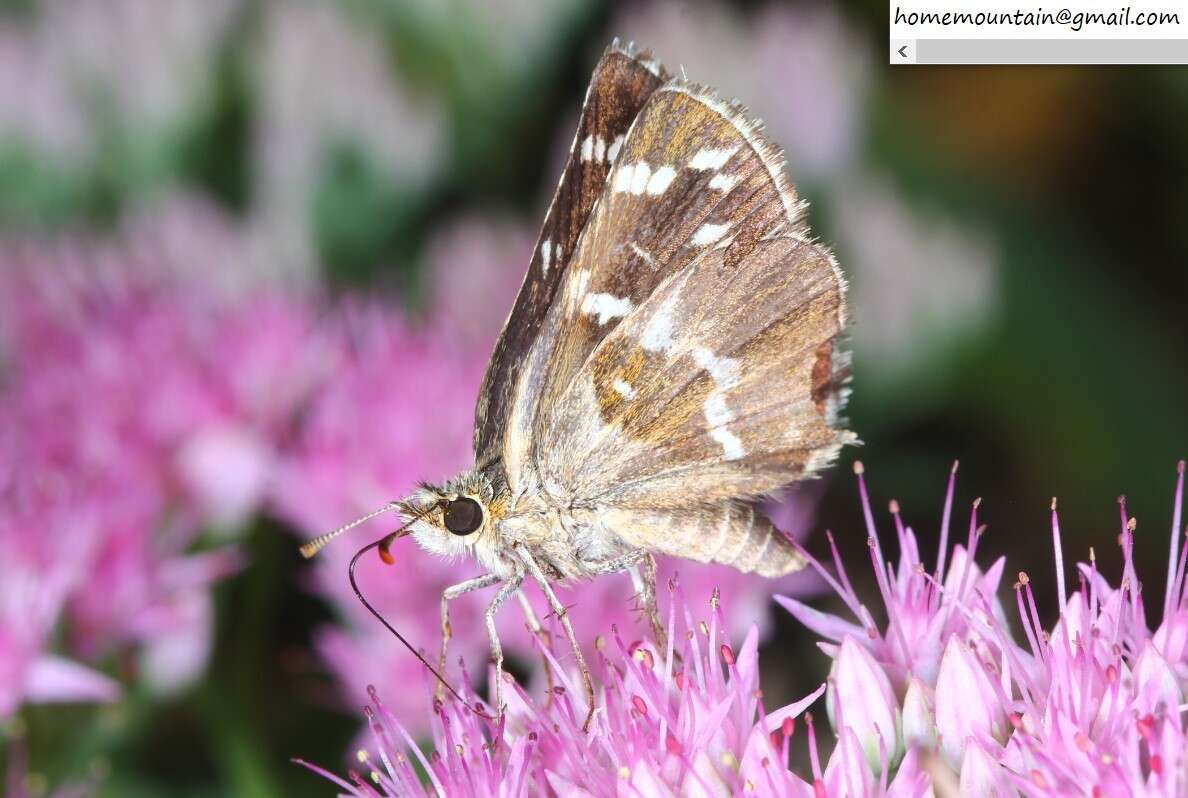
{"left": 444, "top": 497, "right": 483, "bottom": 535}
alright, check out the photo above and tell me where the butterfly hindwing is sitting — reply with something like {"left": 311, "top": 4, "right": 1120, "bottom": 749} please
{"left": 473, "top": 41, "right": 668, "bottom": 464}
{"left": 532, "top": 82, "right": 852, "bottom": 511}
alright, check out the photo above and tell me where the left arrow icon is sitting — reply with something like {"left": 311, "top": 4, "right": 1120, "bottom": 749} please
{"left": 898, "top": 45, "right": 908, "bottom": 57}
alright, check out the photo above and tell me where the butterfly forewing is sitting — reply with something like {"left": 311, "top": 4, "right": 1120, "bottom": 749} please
{"left": 473, "top": 42, "right": 668, "bottom": 465}
{"left": 532, "top": 82, "right": 852, "bottom": 509}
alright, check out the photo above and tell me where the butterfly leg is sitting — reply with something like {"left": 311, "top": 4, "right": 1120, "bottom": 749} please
{"left": 438, "top": 572, "right": 502, "bottom": 701}
{"left": 582, "top": 551, "right": 667, "bottom": 652}
{"left": 484, "top": 574, "right": 524, "bottom": 720}
{"left": 630, "top": 553, "right": 668, "bottom": 654}
{"left": 515, "top": 589, "right": 556, "bottom": 702}
{"left": 518, "top": 548, "right": 596, "bottom": 732}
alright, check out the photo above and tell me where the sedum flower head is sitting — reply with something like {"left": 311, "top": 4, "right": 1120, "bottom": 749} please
{"left": 781, "top": 460, "right": 1188, "bottom": 795}
{"left": 0, "top": 207, "right": 322, "bottom": 713}
{"left": 309, "top": 459, "right": 1188, "bottom": 794}
{"left": 301, "top": 585, "right": 943, "bottom": 797}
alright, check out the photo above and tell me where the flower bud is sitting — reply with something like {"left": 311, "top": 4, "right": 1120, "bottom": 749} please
{"left": 958, "top": 740, "right": 1011, "bottom": 797}
{"left": 902, "top": 677, "right": 937, "bottom": 751}
{"left": 826, "top": 636, "right": 902, "bottom": 772}
{"left": 1132, "top": 641, "right": 1182, "bottom": 714}
{"left": 934, "top": 636, "right": 1007, "bottom": 768}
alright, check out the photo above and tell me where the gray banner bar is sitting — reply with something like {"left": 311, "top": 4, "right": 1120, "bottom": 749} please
{"left": 915, "top": 38, "right": 1188, "bottom": 64}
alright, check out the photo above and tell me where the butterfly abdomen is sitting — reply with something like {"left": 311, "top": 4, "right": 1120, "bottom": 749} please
{"left": 571, "top": 502, "right": 805, "bottom": 578}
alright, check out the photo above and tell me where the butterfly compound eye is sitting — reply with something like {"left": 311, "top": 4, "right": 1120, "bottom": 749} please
{"left": 444, "top": 497, "right": 483, "bottom": 535}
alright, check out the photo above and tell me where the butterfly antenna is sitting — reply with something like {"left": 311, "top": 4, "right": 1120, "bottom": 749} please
{"left": 299, "top": 502, "right": 399, "bottom": 559}
{"left": 348, "top": 528, "right": 497, "bottom": 722}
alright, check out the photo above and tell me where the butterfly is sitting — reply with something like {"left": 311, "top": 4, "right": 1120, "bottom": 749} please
{"left": 300, "top": 40, "right": 854, "bottom": 731}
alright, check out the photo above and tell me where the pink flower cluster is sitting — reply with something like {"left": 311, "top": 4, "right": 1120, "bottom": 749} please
{"left": 299, "top": 583, "right": 938, "bottom": 797}
{"left": 311, "top": 462, "right": 1188, "bottom": 795}
{"left": 0, "top": 233, "right": 325, "bottom": 715}
{"left": 783, "top": 461, "right": 1188, "bottom": 795}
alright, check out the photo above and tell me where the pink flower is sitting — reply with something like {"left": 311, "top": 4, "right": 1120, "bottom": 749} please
{"left": 303, "top": 458, "right": 1188, "bottom": 794}
{"left": 299, "top": 588, "right": 829, "bottom": 797}
{"left": 304, "top": 585, "right": 954, "bottom": 797}
{"left": 777, "top": 462, "right": 1005, "bottom": 692}
{"left": 0, "top": 207, "right": 321, "bottom": 711}
{"left": 782, "top": 460, "right": 1188, "bottom": 794}
{"left": 269, "top": 300, "right": 493, "bottom": 723}
{"left": 422, "top": 216, "right": 533, "bottom": 348}
{"left": 0, "top": 534, "right": 119, "bottom": 717}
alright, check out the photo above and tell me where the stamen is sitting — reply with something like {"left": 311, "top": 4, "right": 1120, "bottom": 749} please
{"left": 1051, "top": 497, "right": 1067, "bottom": 612}
{"left": 805, "top": 712, "right": 824, "bottom": 782}
{"left": 1173, "top": 531, "right": 1188, "bottom": 613}
{"left": 824, "top": 531, "right": 861, "bottom": 613}
{"left": 1089, "top": 547, "right": 1100, "bottom": 621}
{"left": 854, "top": 462, "right": 889, "bottom": 595}
{"left": 1024, "top": 578, "right": 1048, "bottom": 662}
{"left": 1015, "top": 574, "right": 1045, "bottom": 663}
{"left": 1166, "top": 460, "right": 1185, "bottom": 619}
{"left": 867, "top": 535, "right": 911, "bottom": 665}
{"left": 936, "top": 460, "right": 959, "bottom": 580}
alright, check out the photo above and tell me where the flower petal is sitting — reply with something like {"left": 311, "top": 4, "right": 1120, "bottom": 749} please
{"left": 24, "top": 655, "right": 120, "bottom": 704}
{"left": 775, "top": 595, "right": 867, "bottom": 644}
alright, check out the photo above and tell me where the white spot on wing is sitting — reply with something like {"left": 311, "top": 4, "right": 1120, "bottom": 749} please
{"left": 691, "top": 222, "right": 731, "bottom": 247}
{"left": 612, "top": 379, "right": 636, "bottom": 399}
{"left": 581, "top": 292, "right": 633, "bottom": 325}
{"left": 704, "top": 393, "right": 733, "bottom": 427}
{"left": 607, "top": 135, "right": 624, "bottom": 164}
{"left": 695, "top": 347, "right": 745, "bottom": 460}
{"left": 712, "top": 428, "right": 745, "bottom": 461}
{"left": 708, "top": 173, "right": 738, "bottom": 192}
{"left": 645, "top": 165, "right": 677, "bottom": 195}
{"left": 689, "top": 145, "right": 740, "bottom": 170}
{"left": 612, "top": 164, "right": 634, "bottom": 193}
{"left": 641, "top": 293, "right": 678, "bottom": 353}
{"left": 629, "top": 162, "right": 652, "bottom": 195}
{"left": 540, "top": 240, "right": 553, "bottom": 274}
{"left": 693, "top": 347, "right": 740, "bottom": 389}
{"left": 580, "top": 135, "right": 608, "bottom": 163}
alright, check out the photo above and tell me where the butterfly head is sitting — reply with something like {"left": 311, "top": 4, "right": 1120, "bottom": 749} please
{"left": 397, "top": 473, "right": 498, "bottom": 561}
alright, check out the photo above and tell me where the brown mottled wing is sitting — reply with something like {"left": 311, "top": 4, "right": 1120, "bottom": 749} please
{"left": 533, "top": 82, "right": 854, "bottom": 513}
{"left": 472, "top": 41, "right": 668, "bottom": 464}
